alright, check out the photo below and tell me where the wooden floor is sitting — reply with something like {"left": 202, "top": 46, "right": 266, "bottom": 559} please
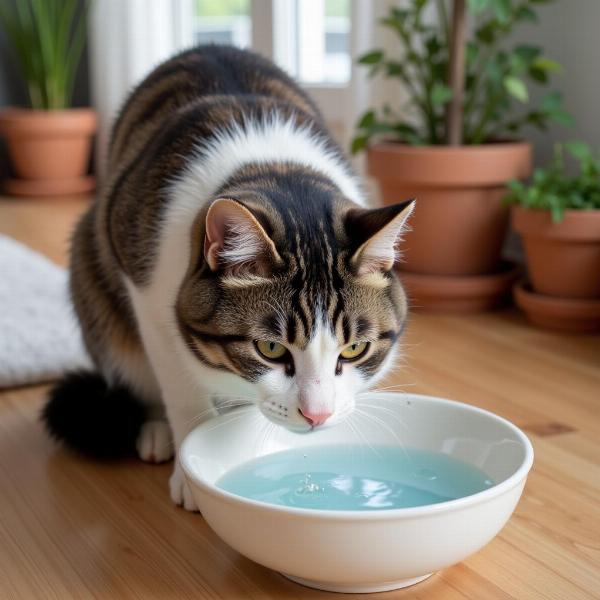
{"left": 1, "top": 195, "right": 599, "bottom": 600}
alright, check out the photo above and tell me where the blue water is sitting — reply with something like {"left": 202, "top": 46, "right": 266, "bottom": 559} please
{"left": 217, "top": 445, "right": 495, "bottom": 511}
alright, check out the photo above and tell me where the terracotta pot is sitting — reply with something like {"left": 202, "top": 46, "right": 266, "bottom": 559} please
{"left": 512, "top": 206, "right": 600, "bottom": 299}
{"left": 514, "top": 280, "right": 600, "bottom": 333}
{"left": 0, "top": 107, "right": 96, "bottom": 181}
{"left": 368, "top": 142, "right": 532, "bottom": 276}
{"left": 400, "top": 261, "right": 520, "bottom": 313}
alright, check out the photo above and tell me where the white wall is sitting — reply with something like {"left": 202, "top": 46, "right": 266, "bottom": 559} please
{"left": 509, "top": 0, "right": 600, "bottom": 167}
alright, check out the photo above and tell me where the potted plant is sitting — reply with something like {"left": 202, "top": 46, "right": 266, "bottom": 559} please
{"left": 353, "top": 0, "right": 571, "bottom": 311}
{"left": 506, "top": 142, "right": 600, "bottom": 332}
{"left": 0, "top": 0, "right": 96, "bottom": 196}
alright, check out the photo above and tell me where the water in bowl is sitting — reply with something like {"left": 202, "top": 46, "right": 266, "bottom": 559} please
{"left": 217, "top": 444, "right": 494, "bottom": 511}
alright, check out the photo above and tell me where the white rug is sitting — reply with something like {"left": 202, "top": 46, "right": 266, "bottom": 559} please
{"left": 0, "top": 235, "right": 91, "bottom": 388}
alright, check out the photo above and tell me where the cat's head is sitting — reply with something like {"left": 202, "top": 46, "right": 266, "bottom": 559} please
{"left": 177, "top": 167, "right": 414, "bottom": 432}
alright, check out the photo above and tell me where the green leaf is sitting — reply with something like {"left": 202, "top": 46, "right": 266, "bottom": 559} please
{"left": 385, "top": 61, "right": 405, "bottom": 77}
{"left": 476, "top": 22, "right": 497, "bottom": 44}
{"left": 525, "top": 111, "right": 546, "bottom": 128}
{"left": 351, "top": 136, "right": 368, "bottom": 155}
{"left": 406, "top": 51, "right": 420, "bottom": 64}
{"left": 425, "top": 35, "right": 441, "bottom": 56}
{"left": 550, "top": 204, "right": 563, "bottom": 223}
{"left": 485, "top": 58, "right": 504, "bottom": 83}
{"left": 492, "top": 0, "right": 511, "bottom": 23}
{"left": 389, "top": 7, "right": 410, "bottom": 21}
{"left": 529, "top": 67, "right": 548, "bottom": 83}
{"left": 531, "top": 57, "right": 563, "bottom": 73}
{"left": 540, "top": 91, "right": 562, "bottom": 112}
{"left": 515, "top": 6, "right": 538, "bottom": 22}
{"left": 431, "top": 82, "right": 453, "bottom": 106}
{"left": 466, "top": 41, "right": 479, "bottom": 66}
{"left": 504, "top": 76, "right": 529, "bottom": 102}
{"left": 564, "top": 141, "right": 591, "bottom": 161}
{"left": 515, "top": 45, "right": 542, "bottom": 64}
{"left": 395, "top": 123, "right": 419, "bottom": 136}
{"left": 366, "top": 123, "right": 398, "bottom": 135}
{"left": 467, "top": 0, "right": 491, "bottom": 13}
{"left": 358, "top": 110, "right": 376, "bottom": 129}
{"left": 507, "top": 179, "right": 525, "bottom": 193}
{"left": 358, "top": 50, "right": 384, "bottom": 65}
{"left": 548, "top": 109, "right": 574, "bottom": 126}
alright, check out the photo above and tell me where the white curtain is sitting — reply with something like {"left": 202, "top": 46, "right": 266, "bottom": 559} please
{"left": 88, "top": 0, "right": 193, "bottom": 177}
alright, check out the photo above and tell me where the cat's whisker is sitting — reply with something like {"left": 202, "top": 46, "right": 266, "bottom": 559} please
{"left": 184, "top": 402, "right": 254, "bottom": 427}
{"left": 183, "top": 409, "right": 220, "bottom": 427}
{"left": 164, "top": 411, "right": 258, "bottom": 452}
{"left": 213, "top": 395, "right": 258, "bottom": 404}
{"left": 257, "top": 420, "right": 270, "bottom": 453}
{"left": 355, "top": 403, "right": 410, "bottom": 432}
{"left": 257, "top": 420, "right": 277, "bottom": 453}
{"left": 201, "top": 410, "right": 257, "bottom": 433}
{"left": 353, "top": 408, "right": 408, "bottom": 458}
{"left": 371, "top": 382, "right": 417, "bottom": 392}
{"left": 344, "top": 419, "right": 367, "bottom": 462}
{"left": 343, "top": 418, "right": 361, "bottom": 448}
{"left": 252, "top": 420, "right": 269, "bottom": 455}
{"left": 388, "top": 363, "right": 419, "bottom": 376}
{"left": 264, "top": 422, "right": 277, "bottom": 452}
{"left": 346, "top": 413, "right": 379, "bottom": 457}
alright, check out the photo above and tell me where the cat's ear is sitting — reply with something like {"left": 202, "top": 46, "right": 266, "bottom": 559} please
{"left": 204, "top": 198, "right": 281, "bottom": 275}
{"left": 345, "top": 199, "right": 415, "bottom": 275}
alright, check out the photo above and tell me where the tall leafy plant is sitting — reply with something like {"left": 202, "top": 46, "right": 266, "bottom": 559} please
{"left": 353, "top": 0, "right": 572, "bottom": 152}
{"left": 0, "top": 0, "right": 89, "bottom": 110}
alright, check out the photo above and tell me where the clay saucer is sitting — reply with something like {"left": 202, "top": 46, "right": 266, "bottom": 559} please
{"left": 514, "top": 280, "right": 600, "bottom": 333}
{"left": 398, "top": 261, "right": 521, "bottom": 313}
{"left": 3, "top": 175, "right": 95, "bottom": 197}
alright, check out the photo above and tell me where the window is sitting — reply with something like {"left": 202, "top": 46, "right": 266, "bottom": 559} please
{"left": 188, "top": 0, "right": 357, "bottom": 145}
{"left": 273, "top": 0, "right": 350, "bottom": 85}
{"left": 193, "top": 0, "right": 351, "bottom": 85}
{"left": 194, "top": 0, "right": 251, "bottom": 48}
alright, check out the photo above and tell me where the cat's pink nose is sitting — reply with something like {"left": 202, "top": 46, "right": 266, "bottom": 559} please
{"left": 299, "top": 409, "right": 332, "bottom": 427}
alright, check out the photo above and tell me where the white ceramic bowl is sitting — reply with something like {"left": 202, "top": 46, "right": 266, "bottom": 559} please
{"left": 181, "top": 393, "right": 534, "bottom": 593}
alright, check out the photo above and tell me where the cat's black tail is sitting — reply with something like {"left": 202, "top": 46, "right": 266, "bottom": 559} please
{"left": 41, "top": 371, "right": 147, "bottom": 459}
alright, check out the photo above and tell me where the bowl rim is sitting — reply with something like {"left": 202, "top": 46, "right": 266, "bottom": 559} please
{"left": 180, "top": 393, "right": 535, "bottom": 521}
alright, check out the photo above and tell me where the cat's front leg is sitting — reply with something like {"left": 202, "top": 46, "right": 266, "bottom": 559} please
{"left": 162, "top": 385, "right": 217, "bottom": 512}
{"left": 126, "top": 283, "right": 217, "bottom": 512}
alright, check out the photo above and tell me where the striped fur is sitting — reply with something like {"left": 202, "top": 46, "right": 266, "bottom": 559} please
{"left": 63, "top": 46, "right": 414, "bottom": 510}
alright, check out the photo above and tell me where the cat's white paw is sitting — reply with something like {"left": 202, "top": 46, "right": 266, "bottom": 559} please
{"left": 169, "top": 464, "right": 198, "bottom": 511}
{"left": 136, "top": 420, "right": 174, "bottom": 463}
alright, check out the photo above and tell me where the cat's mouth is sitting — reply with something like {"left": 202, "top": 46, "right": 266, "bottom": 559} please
{"left": 259, "top": 404, "right": 312, "bottom": 433}
{"left": 259, "top": 399, "right": 352, "bottom": 433}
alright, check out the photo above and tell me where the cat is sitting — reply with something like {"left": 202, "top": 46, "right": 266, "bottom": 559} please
{"left": 42, "top": 45, "right": 414, "bottom": 511}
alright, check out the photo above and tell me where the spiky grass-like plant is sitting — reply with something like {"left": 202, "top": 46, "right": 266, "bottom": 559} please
{"left": 0, "top": 0, "right": 89, "bottom": 110}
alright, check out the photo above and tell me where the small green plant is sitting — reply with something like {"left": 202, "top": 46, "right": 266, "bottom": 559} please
{"left": 353, "top": 0, "right": 572, "bottom": 152}
{"left": 504, "top": 142, "right": 600, "bottom": 223}
{"left": 0, "top": 0, "right": 89, "bottom": 110}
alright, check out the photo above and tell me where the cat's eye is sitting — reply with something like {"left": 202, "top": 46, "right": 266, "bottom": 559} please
{"left": 255, "top": 340, "right": 288, "bottom": 361}
{"left": 340, "top": 341, "right": 369, "bottom": 361}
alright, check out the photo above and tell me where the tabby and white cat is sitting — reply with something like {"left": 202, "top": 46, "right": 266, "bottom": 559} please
{"left": 43, "top": 46, "right": 414, "bottom": 511}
